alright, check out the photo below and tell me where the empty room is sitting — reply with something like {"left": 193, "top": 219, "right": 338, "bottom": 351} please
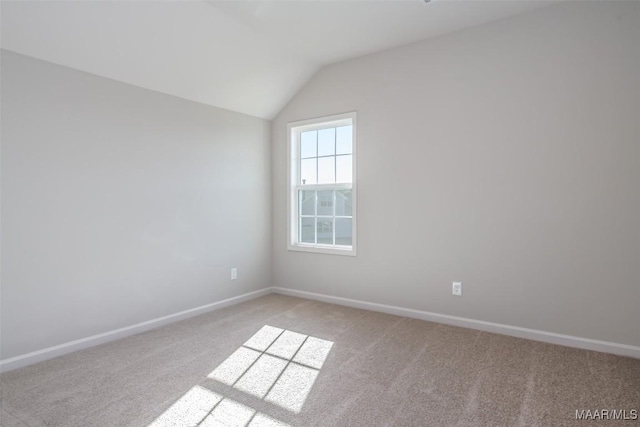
{"left": 1, "top": 0, "right": 639, "bottom": 426}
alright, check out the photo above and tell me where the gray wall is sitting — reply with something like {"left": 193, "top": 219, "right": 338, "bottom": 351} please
{"left": 272, "top": 2, "right": 640, "bottom": 346}
{"left": 1, "top": 51, "right": 271, "bottom": 359}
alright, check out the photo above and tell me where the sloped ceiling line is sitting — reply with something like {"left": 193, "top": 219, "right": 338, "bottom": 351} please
{"left": 1, "top": 0, "right": 554, "bottom": 119}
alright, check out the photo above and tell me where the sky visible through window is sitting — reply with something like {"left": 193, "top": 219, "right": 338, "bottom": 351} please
{"left": 149, "top": 325, "right": 333, "bottom": 427}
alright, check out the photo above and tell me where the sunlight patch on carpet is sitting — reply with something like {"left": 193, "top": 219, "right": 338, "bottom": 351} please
{"left": 208, "top": 325, "right": 333, "bottom": 413}
{"left": 149, "top": 325, "right": 333, "bottom": 426}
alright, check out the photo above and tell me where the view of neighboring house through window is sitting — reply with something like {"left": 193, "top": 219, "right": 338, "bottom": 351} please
{"left": 288, "top": 112, "right": 356, "bottom": 255}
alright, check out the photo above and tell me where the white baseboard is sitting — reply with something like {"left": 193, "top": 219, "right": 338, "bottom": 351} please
{"left": 272, "top": 287, "right": 640, "bottom": 359}
{"left": 3, "top": 286, "right": 637, "bottom": 373}
{"left": 0, "top": 288, "right": 272, "bottom": 373}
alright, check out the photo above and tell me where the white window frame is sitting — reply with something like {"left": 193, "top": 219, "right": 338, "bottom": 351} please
{"left": 287, "top": 112, "right": 357, "bottom": 256}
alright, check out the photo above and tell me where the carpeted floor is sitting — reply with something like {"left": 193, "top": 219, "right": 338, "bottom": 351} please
{"left": 1, "top": 294, "right": 639, "bottom": 427}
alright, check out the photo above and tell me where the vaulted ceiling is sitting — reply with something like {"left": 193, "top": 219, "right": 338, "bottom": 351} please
{"left": 1, "top": 1, "right": 554, "bottom": 119}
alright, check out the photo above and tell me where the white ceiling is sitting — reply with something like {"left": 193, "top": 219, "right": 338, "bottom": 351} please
{"left": 1, "top": 1, "right": 555, "bottom": 119}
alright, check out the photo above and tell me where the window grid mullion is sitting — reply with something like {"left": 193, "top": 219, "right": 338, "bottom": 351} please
{"left": 331, "top": 189, "right": 335, "bottom": 246}
{"left": 334, "top": 153, "right": 337, "bottom": 187}
{"left": 314, "top": 190, "right": 318, "bottom": 244}
{"left": 314, "top": 132, "right": 318, "bottom": 185}
{"left": 296, "top": 183, "right": 352, "bottom": 191}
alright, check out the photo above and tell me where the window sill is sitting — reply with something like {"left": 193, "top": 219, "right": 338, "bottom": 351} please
{"left": 287, "top": 243, "right": 356, "bottom": 257}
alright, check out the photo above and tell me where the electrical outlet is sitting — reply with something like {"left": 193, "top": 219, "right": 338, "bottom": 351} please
{"left": 452, "top": 281, "right": 462, "bottom": 296}
{"left": 231, "top": 268, "right": 237, "bottom": 280}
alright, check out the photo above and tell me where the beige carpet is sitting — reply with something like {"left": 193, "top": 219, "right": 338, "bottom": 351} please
{"left": 1, "top": 294, "right": 639, "bottom": 427}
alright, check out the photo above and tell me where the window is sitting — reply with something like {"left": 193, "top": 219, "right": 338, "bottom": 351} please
{"left": 288, "top": 112, "right": 356, "bottom": 255}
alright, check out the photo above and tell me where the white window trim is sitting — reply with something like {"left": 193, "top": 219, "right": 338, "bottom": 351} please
{"left": 287, "top": 112, "right": 357, "bottom": 256}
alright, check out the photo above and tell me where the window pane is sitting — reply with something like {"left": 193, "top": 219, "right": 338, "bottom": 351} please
{"left": 335, "top": 218, "right": 352, "bottom": 246}
{"left": 317, "top": 190, "right": 334, "bottom": 216}
{"left": 300, "top": 131, "right": 317, "bottom": 158}
{"left": 317, "top": 157, "right": 335, "bottom": 184}
{"left": 300, "top": 217, "right": 315, "bottom": 243}
{"left": 318, "top": 128, "right": 335, "bottom": 157}
{"left": 317, "top": 218, "right": 333, "bottom": 244}
{"left": 335, "top": 189, "right": 352, "bottom": 216}
{"left": 336, "top": 125, "right": 352, "bottom": 155}
{"left": 301, "top": 158, "right": 317, "bottom": 185}
{"left": 336, "top": 155, "right": 352, "bottom": 183}
{"left": 300, "top": 190, "right": 315, "bottom": 216}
